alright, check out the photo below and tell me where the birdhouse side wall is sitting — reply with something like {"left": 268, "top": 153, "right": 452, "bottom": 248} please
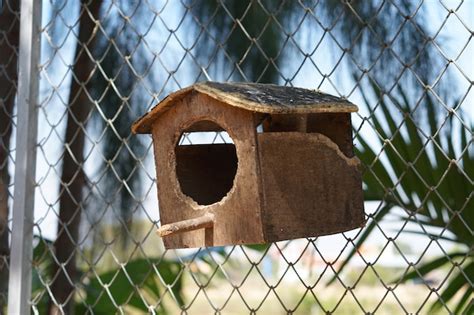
{"left": 151, "top": 92, "right": 265, "bottom": 248}
{"left": 261, "top": 113, "right": 354, "bottom": 157}
{"left": 307, "top": 113, "right": 354, "bottom": 157}
{"left": 257, "top": 132, "right": 365, "bottom": 242}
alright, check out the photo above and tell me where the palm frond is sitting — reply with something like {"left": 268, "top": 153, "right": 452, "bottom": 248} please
{"left": 332, "top": 81, "right": 473, "bottom": 311}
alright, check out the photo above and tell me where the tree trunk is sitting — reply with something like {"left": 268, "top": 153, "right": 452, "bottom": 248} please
{"left": 49, "top": 1, "right": 102, "bottom": 314}
{"left": 0, "top": 0, "right": 20, "bottom": 312}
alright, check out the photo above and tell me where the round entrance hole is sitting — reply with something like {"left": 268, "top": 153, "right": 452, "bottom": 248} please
{"left": 175, "top": 120, "right": 238, "bottom": 206}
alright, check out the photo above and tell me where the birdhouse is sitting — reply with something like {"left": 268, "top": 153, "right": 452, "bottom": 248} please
{"left": 132, "top": 82, "right": 365, "bottom": 249}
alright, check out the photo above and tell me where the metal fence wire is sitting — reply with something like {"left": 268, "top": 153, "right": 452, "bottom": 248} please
{"left": 1, "top": 0, "right": 473, "bottom": 314}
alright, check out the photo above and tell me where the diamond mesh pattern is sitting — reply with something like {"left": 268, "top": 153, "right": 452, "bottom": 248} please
{"left": 2, "top": 0, "right": 473, "bottom": 314}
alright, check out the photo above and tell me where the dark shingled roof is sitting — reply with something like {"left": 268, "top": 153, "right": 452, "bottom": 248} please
{"left": 132, "top": 81, "right": 358, "bottom": 134}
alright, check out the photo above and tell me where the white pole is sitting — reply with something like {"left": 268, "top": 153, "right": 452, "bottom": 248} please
{"left": 7, "top": 0, "right": 41, "bottom": 314}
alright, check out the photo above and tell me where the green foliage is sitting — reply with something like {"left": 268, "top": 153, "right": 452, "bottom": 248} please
{"left": 31, "top": 237, "right": 185, "bottom": 314}
{"left": 31, "top": 237, "right": 55, "bottom": 314}
{"left": 76, "top": 259, "right": 183, "bottom": 314}
{"left": 187, "top": 0, "right": 297, "bottom": 83}
{"left": 245, "top": 243, "right": 270, "bottom": 252}
{"left": 331, "top": 82, "right": 473, "bottom": 313}
{"left": 188, "top": 1, "right": 444, "bottom": 102}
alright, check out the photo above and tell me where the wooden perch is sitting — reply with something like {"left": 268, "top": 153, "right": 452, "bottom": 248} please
{"left": 157, "top": 213, "right": 215, "bottom": 237}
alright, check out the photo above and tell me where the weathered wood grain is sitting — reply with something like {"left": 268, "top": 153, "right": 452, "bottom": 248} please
{"left": 151, "top": 92, "right": 264, "bottom": 248}
{"left": 257, "top": 132, "right": 365, "bottom": 242}
{"left": 157, "top": 213, "right": 215, "bottom": 237}
{"left": 132, "top": 82, "right": 357, "bottom": 134}
{"left": 132, "top": 82, "right": 365, "bottom": 249}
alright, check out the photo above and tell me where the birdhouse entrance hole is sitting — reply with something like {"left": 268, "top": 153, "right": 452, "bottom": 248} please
{"left": 175, "top": 120, "right": 238, "bottom": 206}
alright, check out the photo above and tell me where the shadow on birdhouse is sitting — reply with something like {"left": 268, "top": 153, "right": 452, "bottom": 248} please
{"left": 132, "top": 82, "right": 365, "bottom": 249}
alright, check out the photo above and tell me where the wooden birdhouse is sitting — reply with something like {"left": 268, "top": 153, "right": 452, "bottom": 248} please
{"left": 132, "top": 82, "right": 365, "bottom": 249}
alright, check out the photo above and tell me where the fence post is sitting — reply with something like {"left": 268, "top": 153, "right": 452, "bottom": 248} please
{"left": 7, "top": 0, "right": 42, "bottom": 314}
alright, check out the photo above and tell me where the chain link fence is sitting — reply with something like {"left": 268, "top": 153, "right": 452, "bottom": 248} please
{"left": 1, "top": 0, "right": 473, "bottom": 314}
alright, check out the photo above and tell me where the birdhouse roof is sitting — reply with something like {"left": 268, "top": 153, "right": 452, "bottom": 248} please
{"left": 132, "top": 81, "right": 358, "bottom": 134}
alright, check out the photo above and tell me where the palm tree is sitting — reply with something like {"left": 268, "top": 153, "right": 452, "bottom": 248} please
{"left": 50, "top": 0, "right": 155, "bottom": 311}
{"left": 49, "top": 1, "right": 103, "bottom": 313}
{"left": 188, "top": 1, "right": 470, "bottom": 311}
{"left": 3, "top": 0, "right": 465, "bottom": 312}
{"left": 331, "top": 82, "right": 473, "bottom": 313}
{"left": 317, "top": 1, "right": 443, "bottom": 96}
{"left": 5, "top": 0, "right": 222, "bottom": 313}
{"left": 187, "top": 0, "right": 296, "bottom": 83}
{"left": 0, "top": 0, "right": 19, "bottom": 310}
{"left": 86, "top": 0, "right": 148, "bottom": 249}
{"left": 187, "top": 0, "right": 442, "bottom": 97}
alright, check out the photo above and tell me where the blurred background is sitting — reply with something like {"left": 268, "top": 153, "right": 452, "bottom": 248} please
{"left": 0, "top": 0, "right": 472, "bottom": 314}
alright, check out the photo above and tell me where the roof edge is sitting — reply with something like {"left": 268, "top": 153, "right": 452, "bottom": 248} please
{"left": 131, "top": 86, "right": 194, "bottom": 134}
{"left": 194, "top": 82, "right": 358, "bottom": 115}
{"left": 132, "top": 82, "right": 358, "bottom": 134}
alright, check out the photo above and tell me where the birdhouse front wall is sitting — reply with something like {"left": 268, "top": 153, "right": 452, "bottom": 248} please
{"left": 150, "top": 92, "right": 265, "bottom": 248}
